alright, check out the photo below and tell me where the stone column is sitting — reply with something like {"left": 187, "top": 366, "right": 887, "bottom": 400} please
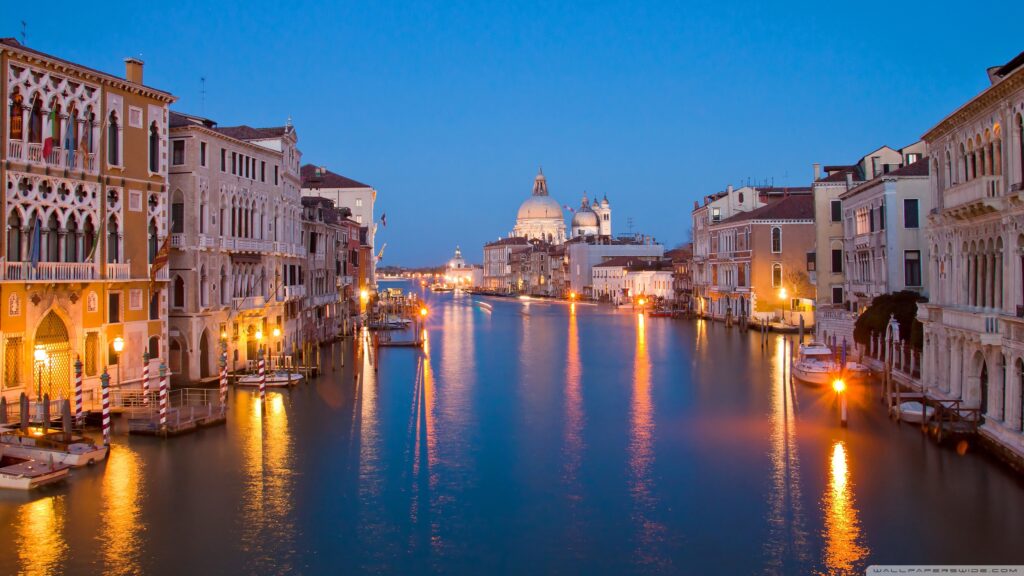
{"left": 967, "top": 254, "right": 975, "bottom": 307}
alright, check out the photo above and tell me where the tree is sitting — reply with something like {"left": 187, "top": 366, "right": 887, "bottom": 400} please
{"left": 853, "top": 291, "right": 927, "bottom": 350}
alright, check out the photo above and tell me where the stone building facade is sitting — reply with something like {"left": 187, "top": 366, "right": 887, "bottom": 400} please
{"left": 918, "top": 50, "right": 1024, "bottom": 458}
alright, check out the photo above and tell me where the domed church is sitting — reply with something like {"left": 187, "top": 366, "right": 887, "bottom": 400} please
{"left": 513, "top": 168, "right": 567, "bottom": 244}
{"left": 570, "top": 192, "right": 612, "bottom": 238}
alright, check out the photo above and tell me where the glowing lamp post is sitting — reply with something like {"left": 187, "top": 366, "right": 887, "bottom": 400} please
{"left": 272, "top": 326, "right": 282, "bottom": 370}
{"left": 833, "top": 378, "right": 848, "bottom": 427}
{"left": 112, "top": 337, "right": 125, "bottom": 388}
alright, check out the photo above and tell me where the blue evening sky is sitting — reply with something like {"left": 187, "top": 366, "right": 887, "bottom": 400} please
{"left": 4, "top": 2, "right": 1022, "bottom": 266}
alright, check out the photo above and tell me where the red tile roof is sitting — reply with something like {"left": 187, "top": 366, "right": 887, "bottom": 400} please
{"left": 485, "top": 236, "right": 530, "bottom": 247}
{"left": 888, "top": 158, "right": 929, "bottom": 177}
{"left": 301, "top": 164, "right": 373, "bottom": 189}
{"left": 214, "top": 125, "right": 290, "bottom": 140}
{"left": 817, "top": 165, "right": 862, "bottom": 183}
{"left": 717, "top": 194, "right": 814, "bottom": 224}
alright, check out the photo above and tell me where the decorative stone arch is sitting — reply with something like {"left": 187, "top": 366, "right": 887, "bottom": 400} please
{"left": 969, "top": 348, "right": 989, "bottom": 417}
{"left": 32, "top": 307, "right": 75, "bottom": 399}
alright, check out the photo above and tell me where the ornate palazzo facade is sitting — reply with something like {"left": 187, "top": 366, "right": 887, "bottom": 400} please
{"left": 1, "top": 39, "right": 175, "bottom": 399}
{"left": 919, "top": 52, "right": 1024, "bottom": 457}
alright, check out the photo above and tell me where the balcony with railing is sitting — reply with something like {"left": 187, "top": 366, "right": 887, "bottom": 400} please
{"left": 106, "top": 262, "right": 131, "bottom": 280}
{"left": 170, "top": 233, "right": 185, "bottom": 248}
{"left": 283, "top": 285, "right": 306, "bottom": 300}
{"left": 7, "top": 141, "right": 98, "bottom": 174}
{"left": 233, "top": 295, "right": 267, "bottom": 310}
{"left": 199, "top": 235, "right": 218, "bottom": 249}
{"left": 149, "top": 263, "right": 170, "bottom": 281}
{"left": 1, "top": 261, "right": 98, "bottom": 281}
{"left": 944, "top": 176, "right": 1002, "bottom": 216}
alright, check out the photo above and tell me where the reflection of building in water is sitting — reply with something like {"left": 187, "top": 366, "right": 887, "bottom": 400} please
{"left": 764, "top": 335, "right": 809, "bottom": 570}
{"left": 821, "top": 441, "right": 868, "bottom": 574}
{"left": 102, "top": 445, "right": 145, "bottom": 574}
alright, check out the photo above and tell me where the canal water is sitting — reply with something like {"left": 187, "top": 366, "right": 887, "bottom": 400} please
{"left": 1, "top": 285, "right": 1023, "bottom": 575}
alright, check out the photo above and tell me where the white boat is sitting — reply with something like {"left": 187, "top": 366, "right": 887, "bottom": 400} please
{"left": 0, "top": 426, "right": 108, "bottom": 467}
{"left": 236, "top": 371, "right": 304, "bottom": 387}
{"left": 897, "top": 401, "right": 935, "bottom": 424}
{"left": 0, "top": 449, "right": 70, "bottom": 490}
{"left": 792, "top": 342, "right": 837, "bottom": 385}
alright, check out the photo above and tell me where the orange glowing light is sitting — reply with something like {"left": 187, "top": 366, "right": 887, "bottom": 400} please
{"left": 420, "top": 307, "right": 428, "bottom": 317}
{"left": 832, "top": 379, "right": 846, "bottom": 394}
{"left": 638, "top": 298, "right": 646, "bottom": 307}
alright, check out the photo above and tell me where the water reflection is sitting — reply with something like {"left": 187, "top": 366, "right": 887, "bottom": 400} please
{"left": 241, "top": 390, "right": 296, "bottom": 572}
{"left": 17, "top": 494, "right": 67, "bottom": 576}
{"left": 101, "top": 445, "right": 145, "bottom": 575}
{"left": 764, "top": 336, "right": 809, "bottom": 570}
{"left": 821, "top": 441, "right": 869, "bottom": 575}
{"left": 630, "top": 312, "right": 666, "bottom": 569}
{"left": 564, "top": 304, "right": 584, "bottom": 487}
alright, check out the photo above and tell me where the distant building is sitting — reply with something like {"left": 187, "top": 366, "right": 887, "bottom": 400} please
{"left": 704, "top": 194, "right": 816, "bottom": 324}
{"left": 483, "top": 236, "right": 529, "bottom": 292}
{"left": 566, "top": 236, "right": 664, "bottom": 297}
{"left": 301, "top": 164, "right": 378, "bottom": 287}
{"left": 445, "top": 246, "right": 482, "bottom": 287}
{"left": 839, "top": 158, "right": 930, "bottom": 311}
{"left": 666, "top": 245, "right": 694, "bottom": 310}
{"left": 513, "top": 169, "right": 567, "bottom": 244}
{"left": 592, "top": 256, "right": 671, "bottom": 305}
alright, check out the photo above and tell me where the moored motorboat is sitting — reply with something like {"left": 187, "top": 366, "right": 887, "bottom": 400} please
{"left": 897, "top": 401, "right": 935, "bottom": 424}
{"left": 792, "top": 342, "right": 837, "bottom": 385}
{"left": 0, "top": 449, "right": 70, "bottom": 490}
{"left": 0, "top": 425, "right": 108, "bottom": 467}
{"left": 236, "top": 371, "right": 304, "bottom": 387}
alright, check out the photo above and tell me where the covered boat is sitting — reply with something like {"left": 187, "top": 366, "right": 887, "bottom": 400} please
{"left": 0, "top": 449, "right": 70, "bottom": 490}
{"left": 0, "top": 425, "right": 108, "bottom": 467}
{"left": 236, "top": 371, "right": 304, "bottom": 387}
{"left": 792, "top": 342, "right": 837, "bottom": 385}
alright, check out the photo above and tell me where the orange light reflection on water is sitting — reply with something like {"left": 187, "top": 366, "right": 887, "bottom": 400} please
{"left": 821, "top": 441, "right": 868, "bottom": 575}
{"left": 17, "top": 495, "right": 67, "bottom": 576}
{"left": 564, "top": 301, "right": 583, "bottom": 485}
{"left": 101, "top": 445, "right": 145, "bottom": 574}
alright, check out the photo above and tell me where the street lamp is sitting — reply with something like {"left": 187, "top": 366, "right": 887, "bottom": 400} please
{"left": 112, "top": 336, "right": 125, "bottom": 388}
{"left": 833, "top": 378, "right": 848, "bottom": 427}
{"left": 33, "top": 345, "right": 47, "bottom": 401}
{"left": 272, "top": 327, "right": 281, "bottom": 370}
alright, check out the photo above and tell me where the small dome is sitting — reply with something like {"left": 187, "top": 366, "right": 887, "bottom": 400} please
{"left": 517, "top": 195, "right": 564, "bottom": 220}
{"left": 572, "top": 209, "right": 598, "bottom": 227}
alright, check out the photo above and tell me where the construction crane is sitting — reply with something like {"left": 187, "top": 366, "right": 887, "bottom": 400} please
{"left": 376, "top": 243, "right": 387, "bottom": 262}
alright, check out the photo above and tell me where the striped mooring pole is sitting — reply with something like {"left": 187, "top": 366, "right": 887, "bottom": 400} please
{"left": 219, "top": 350, "right": 228, "bottom": 409}
{"left": 100, "top": 368, "right": 111, "bottom": 446}
{"left": 258, "top": 348, "right": 266, "bottom": 403}
{"left": 141, "top": 351, "right": 151, "bottom": 405}
{"left": 73, "top": 356, "right": 83, "bottom": 426}
{"left": 159, "top": 362, "right": 168, "bottom": 431}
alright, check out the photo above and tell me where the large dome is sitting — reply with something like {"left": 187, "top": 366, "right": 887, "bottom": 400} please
{"left": 518, "top": 195, "right": 564, "bottom": 220}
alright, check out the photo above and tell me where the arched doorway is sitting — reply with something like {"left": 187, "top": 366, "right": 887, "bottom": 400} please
{"left": 199, "top": 330, "right": 212, "bottom": 379}
{"left": 34, "top": 310, "right": 72, "bottom": 399}
{"left": 976, "top": 352, "right": 989, "bottom": 421}
{"left": 169, "top": 337, "right": 190, "bottom": 384}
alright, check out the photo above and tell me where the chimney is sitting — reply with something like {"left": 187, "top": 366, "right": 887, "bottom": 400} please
{"left": 813, "top": 163, "right": 821, "bottom": 181}
{"left": 124, "top": 57, "right": 144, "bottom": 84}
{"left": 845, "top": 172, "right": 854, "bottom": 190}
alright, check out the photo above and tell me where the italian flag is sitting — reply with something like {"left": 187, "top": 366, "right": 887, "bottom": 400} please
{"left": 42, "top": 108, "right": 57, "bottom": 158}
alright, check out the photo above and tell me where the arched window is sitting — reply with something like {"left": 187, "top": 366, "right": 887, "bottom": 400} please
{"left": 107, "top": 111, "right": 120, "bottom": 165}
{"left": 148, "top": 219, "right": 159, "bottom": 263}
{"left": 171, "top": 190, "right": 184, "bottom": 234}
{"left": 148, "top": 336, "right": 160, "bottom": 360}
{"left": 770, "top": 227, "right": 782, "bottom": 253}
{"left": 771, "top": 263, "right": 782, "bottom": 287}
{"left": 46, "top": 212, "right": 60, "bottom": 262}
{"left": 6, "top": 211, "right": 22, "bottom": 261}
{"left": 220, "top": 267, "right": 229, "bottom": 305}
{"left": 945, "top": 150, "right": 952, "bottom": 188}
{"left": 48, "top": 99, "right": 62, "bottom": 147}
{"left": 959, "top": 143, "right": 967, "bottom": 182}
{"left": 85, "top": 108, "right": 95, "bottom": 154}
{"left": 65, "top": 215, "right": 79, "bottom": 262}
{"left": 9, "top": 91, "right": 23, "bottom": 140}
{"left": 173, "top": 275, "right": 185, "bottom": 308}
{"left": 1018, "top": 114, "right": 1024, "bottom": 181}
{"left": 28, "top": 98, "right": 43, "bottom": 143}
{"left": 83, "top": 217, "right": 96, "bottom": 262}
{"left": 66, "top": 104, "right": 78, "bottom": 154}
{"left": 107, "top": 217, "right": 120, "bottom": 263}
{"left": 148, "top": 121, "right": 160, "bottom": 172}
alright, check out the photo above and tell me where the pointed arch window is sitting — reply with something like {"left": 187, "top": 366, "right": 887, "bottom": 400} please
{"left": 28, "top": 98, "right": 43, "bottom": 143}
{"left": 148, "top": 219, "right": 159, "bottom": 263}
{"left": 107, "top": 111, "right": 120, "bottom": 166}
{"left": 173, "top": 276, "right": 185, "bottom": 309}
{"left": 46, "top": 212, "right": 60, "bottom": 262}
{"left": 149, "top": 121, "right": 160, "bottom": 172}
{"left": 6, "top": 211, "right": 23, "bottom": 261}
{"left": 9, "top": 91, "right": 24, "bottom": 140}
{"left": 65, "top": 215, "right": 79, "bottom": 262}
{"left": 107, "top": 217, "right": 120, "bottom": 263}
{"left": 83, "top": 217, "right": 96, "bottom": 262}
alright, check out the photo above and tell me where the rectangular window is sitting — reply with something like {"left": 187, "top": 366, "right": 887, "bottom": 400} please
{"left": 905, "top": 250, "right": 922, "bottom": 287}
{"left": 831, "top": 249, "right": 843, "bottom": 273}
{"left": 771, "top": 264, "right": 782, "bottom": 287}
{"left": 879, "top": 202, "right": 886, "bottom": 230}
{"left": 149, "top": 292, "right": 160, "bottom": 320}
{"left": 830, "top": 200, "right": 842, "bottom": 222}
{"left": 171, "top": 202, "right": 185, "bottom": 234}
{"left": 806, "top": 252, "right": 816, "bottom": 272}
{"left": 903, "top": 199, "right": 919, "bottom": 228}
{"left": 231, "top": 152, "right": 237, "bottom": 175}
{"left": 869, "top": 208, "right": 876, "bottom": 232}
{"left": 274, "top": 166, "right": 279, "bottom": 185}
{"left": 200, "top": 142, "right": 207, "bottom": 167}
{"left": 261, "top": 161, "right": 266, "bottom": 182}
{"left": 832, "top": 286, "right": 844, "bottom": 304}
{"left": 221, "top": 148, "right": 226, "bottom": 171}
{"left": 171, "top": 140, "right": 185, "bottom": 165}
{"left": 84, "top": 333, "right": 98, "bottom": 376}
{"left": 129, "top": 289, "right": 143, "bottom": 310}
{"left": 356, "top": 198, "right": 363, "bottom": 207}
{"left": 108, "top": 292, "right": 121, "bottom": 324}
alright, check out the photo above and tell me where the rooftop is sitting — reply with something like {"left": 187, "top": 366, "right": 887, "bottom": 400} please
{"left": 717, "top": 194, "right": 814, "bottom": 224}
{"left": 301, "top": 164, "right": 373, "bottom": 189}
